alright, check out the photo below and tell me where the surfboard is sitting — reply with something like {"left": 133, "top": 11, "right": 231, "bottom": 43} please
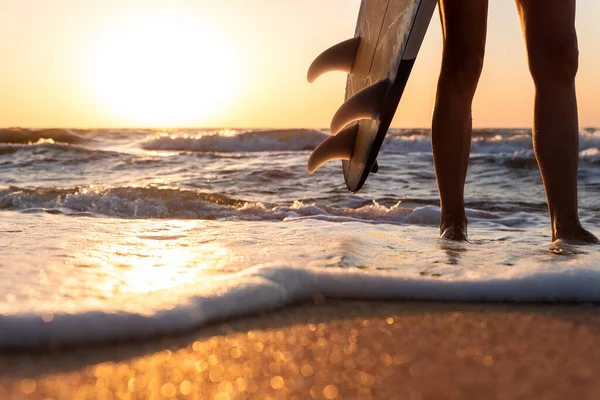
{"left": 306, "top": 0, "right": 437, "bottom": 192}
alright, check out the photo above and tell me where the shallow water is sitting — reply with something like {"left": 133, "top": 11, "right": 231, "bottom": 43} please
{"left": 1, "top": 127, "right": 599, "bottom": 348}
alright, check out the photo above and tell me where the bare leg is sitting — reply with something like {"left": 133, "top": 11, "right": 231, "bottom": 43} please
{"left": 433, "top": 0, "right": 488, "bottom": 240}
{"left": 516, "top": 0, "right": 598, "bottom": 243}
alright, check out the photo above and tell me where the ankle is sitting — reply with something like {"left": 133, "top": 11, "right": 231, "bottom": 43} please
{"left": 552, "top": 221, "right": 599, "bottom": 243}
{"left": 440, "top": 211, "right": 467, "bottom": 227}
{"left": 440, "top": 212, "right": 468, "bottom": 241}
{"left": 552, "top": 217, "right": 581, "bottom": 238}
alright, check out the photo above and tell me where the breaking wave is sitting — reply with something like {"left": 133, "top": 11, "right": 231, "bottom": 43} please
{"left": 0, "top": 185, "right": 546, "bottom": 228}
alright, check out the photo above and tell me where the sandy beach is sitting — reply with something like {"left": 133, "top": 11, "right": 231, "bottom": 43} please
{"left": 1, "top": 300, "right": 600, "bottom": 399}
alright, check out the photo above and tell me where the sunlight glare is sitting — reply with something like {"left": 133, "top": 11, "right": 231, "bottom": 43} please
{"left": 91, "top": 239, "right": 232, "bottom": 295}
{"left": 86, "top": 11, "right": 240, "bottom": 127}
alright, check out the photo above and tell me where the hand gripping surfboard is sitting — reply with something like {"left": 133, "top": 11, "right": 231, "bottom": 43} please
{"left": 307, "top": 0, "right": 437, "bottom": 192}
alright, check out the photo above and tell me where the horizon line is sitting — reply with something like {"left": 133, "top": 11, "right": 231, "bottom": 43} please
{"left": 3, "top": 125, "right": 598, "bottom": 131}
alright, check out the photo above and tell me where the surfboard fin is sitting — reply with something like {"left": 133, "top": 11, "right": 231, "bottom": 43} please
{"left": 307, "top": 124, "right": 358, "bottom": 174}
{"left": 307, "top": 37, "right": 361, "bottom": 83}
{"left": 330, "top": 78, "right": 389, "bottom": 134}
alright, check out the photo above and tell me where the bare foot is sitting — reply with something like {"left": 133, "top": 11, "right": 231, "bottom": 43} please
{"left": 554, "top": 223, "right": 599, "bottom": 244}
{"left": 440, "top": 217, "right": 468, "bottom": 241}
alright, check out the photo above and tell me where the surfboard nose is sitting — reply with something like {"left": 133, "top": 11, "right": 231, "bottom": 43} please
{"left": 307, "top": 37, "right": 361, "bottom": 83}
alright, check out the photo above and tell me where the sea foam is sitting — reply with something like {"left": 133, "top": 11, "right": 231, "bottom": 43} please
{"left": 2, "top": 260, "right": 600, "bottom": 349}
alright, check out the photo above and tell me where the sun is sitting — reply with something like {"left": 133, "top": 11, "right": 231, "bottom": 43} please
{"left": 86, "top": 11, "right": 240, "bottom": 127}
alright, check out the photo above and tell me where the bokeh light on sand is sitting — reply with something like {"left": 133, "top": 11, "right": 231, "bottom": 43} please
{"left": 3, "top": 302, "right": 600, "bottom": 399}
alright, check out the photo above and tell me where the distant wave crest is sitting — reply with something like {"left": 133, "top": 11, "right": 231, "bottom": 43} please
{"left": 384, "top": 128, "right": 600, "bottom": 157}
{"left": 0, "top": 140, "right": 120, "bottom": 163}
{"left": 142, "top": 129, "right": 328, "bottom": 153}
{"left": 0, "top": 128, "right": 88, "bottom": 144}
{"left": 4, "top": 128, "right": 599, "bottom": 160}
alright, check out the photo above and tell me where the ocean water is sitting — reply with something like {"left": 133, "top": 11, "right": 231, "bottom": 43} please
{"left": 1, "top": 127, "right": 600, "bottom": 349}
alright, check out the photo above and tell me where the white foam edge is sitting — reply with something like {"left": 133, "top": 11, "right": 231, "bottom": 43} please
{"left": 1, "top": 261, "right": 599, "bottom": 349}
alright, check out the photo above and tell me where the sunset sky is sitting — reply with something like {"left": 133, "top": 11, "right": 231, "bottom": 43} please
{"left": 1, "top": 0, "right": 599, "bottom": 129}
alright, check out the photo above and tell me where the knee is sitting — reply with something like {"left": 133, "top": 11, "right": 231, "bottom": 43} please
{"left": 528, "top": 39, "right": 579, "bottom": 86}
{"left": 439, "top": 44, "right": 485, "bottom": 95}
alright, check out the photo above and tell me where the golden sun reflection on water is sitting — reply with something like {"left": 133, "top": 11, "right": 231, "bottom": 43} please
{"left": 70, "top": 221, "right": 237, "bottom": 296}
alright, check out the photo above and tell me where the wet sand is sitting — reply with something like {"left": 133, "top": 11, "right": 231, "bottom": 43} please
{"left": 1, "top": 300, "right": 600, "bottom": 399}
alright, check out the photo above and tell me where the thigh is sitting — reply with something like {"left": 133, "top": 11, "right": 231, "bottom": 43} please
{"left": 438, "top": 0, "right": 488, "bottom": 58}
{"left": 515, "top": 0, "right": 578, "bottom": 81}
